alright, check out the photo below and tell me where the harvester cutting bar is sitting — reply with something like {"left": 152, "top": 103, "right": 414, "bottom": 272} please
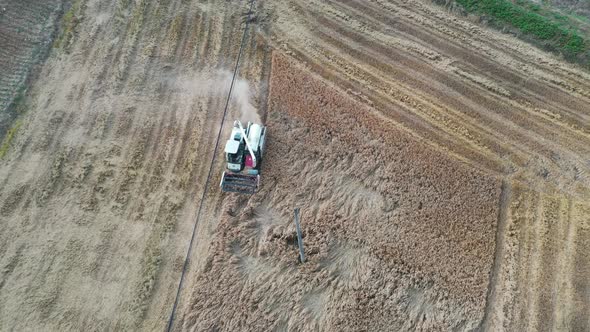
{"left": 220, "top": 172, "right": 259, "bottom": 194}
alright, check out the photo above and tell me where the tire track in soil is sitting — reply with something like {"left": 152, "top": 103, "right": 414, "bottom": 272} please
{"left": 532, "top": 196, "right": 561, "bottom": 332}
{"left": 570, "top": 202, "right": 590, "bottom": 332}
{"left": 522, "top": 194, "right": 544, "bottom": 332}
{"left": 480, "top": 181, "right": 511, "bottom": 331}
{"left": 550, "top": 198, "right": 573, "bottom": 331}
{"left": 553, "top": 199, "right": 576, "bottom": 331}
{"left": 487, "top": 188, "right": 590, "bottom": 331}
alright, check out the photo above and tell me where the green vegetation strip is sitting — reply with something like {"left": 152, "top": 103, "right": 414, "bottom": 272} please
{"left": 54, "top": 0, "right": 85, "bottom": 50}
{"left": 0, "top": 120, "right": 23, "bottom": 159}
{"left": 456, "top": 0, "right": 589, "bottom": 61}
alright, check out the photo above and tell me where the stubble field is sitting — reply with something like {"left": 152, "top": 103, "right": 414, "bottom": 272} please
{"left": 0, "top": 0, "right": 589, "bottom": 331}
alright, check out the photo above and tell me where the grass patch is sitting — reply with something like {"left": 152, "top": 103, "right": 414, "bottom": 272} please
{"left": 454, "top": 0, "right": 589, "bottom": 65}
{"left": 54, "top": 0, "right": 86, "bottom": 51}
{"left": 2, "top": 87, "right": 29, "bottom": 159}
{"left": 0, "top": 120, "right": 23, "bottom": 159}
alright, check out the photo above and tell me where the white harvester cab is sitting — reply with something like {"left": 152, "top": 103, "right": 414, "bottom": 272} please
{"left": 220, "top": 120, "right": 267, "bottom": 194}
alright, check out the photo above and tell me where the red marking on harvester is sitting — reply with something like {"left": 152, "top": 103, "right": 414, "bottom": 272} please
{"left": 245, "top": 154, "right": 254, "bottom": 168}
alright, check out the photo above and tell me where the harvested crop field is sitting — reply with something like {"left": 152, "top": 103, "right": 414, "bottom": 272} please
{"left": 180, "top": 54, "right": 501, "bottom": 331}
{"left": 0, "top": 0, "right": 590, "bottom": 331}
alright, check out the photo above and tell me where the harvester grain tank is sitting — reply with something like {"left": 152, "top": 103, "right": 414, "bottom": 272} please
{"left": 220, "top": 120, "right": 267, "bottom": 194}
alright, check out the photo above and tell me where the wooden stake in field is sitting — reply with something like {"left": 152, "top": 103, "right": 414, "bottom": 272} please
{"left": 294, "top": 208, "right": 305, "bottom": 263}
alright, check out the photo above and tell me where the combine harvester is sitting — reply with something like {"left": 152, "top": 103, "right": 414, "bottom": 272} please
{"left": 220, "top": 120, "right": 267, "bottom": 194}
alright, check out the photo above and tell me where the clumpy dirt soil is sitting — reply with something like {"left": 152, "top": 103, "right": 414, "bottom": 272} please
{"left": 1, "top": 0, "right": 590, "bottom": 331}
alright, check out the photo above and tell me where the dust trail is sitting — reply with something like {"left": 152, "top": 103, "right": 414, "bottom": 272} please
{"left": 233, "top": 78, "right": 262, "bottom": 124}
{"left": 173, "top": 71, "right": 231, "bottom": 98}
{"left": 173, "top": 71, "right": 262, "bottom": 124}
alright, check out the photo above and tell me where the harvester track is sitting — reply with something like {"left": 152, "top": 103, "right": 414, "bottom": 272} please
{"left": 165, "top": 1, "right": 256, "bottom": 330}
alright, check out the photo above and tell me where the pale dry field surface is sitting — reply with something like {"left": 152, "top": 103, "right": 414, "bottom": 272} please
{"left": 0, "top": 0, "right": 589, "bottom": 331}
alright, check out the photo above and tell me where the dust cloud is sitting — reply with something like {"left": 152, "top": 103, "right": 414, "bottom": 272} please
{"left": 233, "top": 78, "right": 262, "bottom": 124}
{"left": 174, "top": 70, "right": 261, "bottom": 124}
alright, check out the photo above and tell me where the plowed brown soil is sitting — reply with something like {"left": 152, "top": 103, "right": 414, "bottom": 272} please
{"left": 1, "top": 0, "right": 590, "bottom": 331}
